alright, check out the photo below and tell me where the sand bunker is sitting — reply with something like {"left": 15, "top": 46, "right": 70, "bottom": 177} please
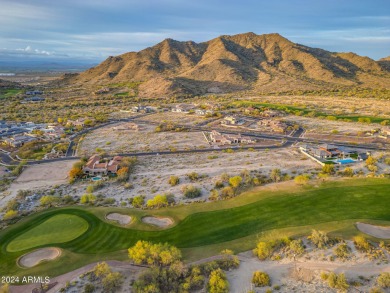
{"left": 18, "top": 248, "right": 61, "bottom": 268}
{"left": 356, "top": 222, "right": 390, "bottom": 239}
{"left": 142, "top": 216, "right": 173, "bottom": 228}
{"left": 106, "top": 213, "right": 132, "bottom": 225}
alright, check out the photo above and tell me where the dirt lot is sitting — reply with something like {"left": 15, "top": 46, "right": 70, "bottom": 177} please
{"left": 137, "top": 112, "right": 209, "bottom": 126}
{"left": 0, "top": 160, "right": 77, "bottom": 209}
{"left": 286, "top": 115, "right": 380, "bottom": 134}
{"left": 227, "top": 244, "right": 390, "bottom": 293}
{"left": 72, "top": 147, "right": 319, "bottom": 204}
{"left": 0, "top": 166, "right": 8, "bottom": 178}
{"left": 78, "top": 122, "right": 211, "bottom": 156}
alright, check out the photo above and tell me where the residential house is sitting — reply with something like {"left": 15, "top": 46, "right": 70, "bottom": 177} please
{"left": 83, "top": 155, "right": 123, "bottom": 176}
{"left": 26, "top": 90, "right": 43, "bottom": 95}
{"left": 222, "top": 115, "right": 243, "bottom": 125}
{"left": 44, "top": 125, "right": 65, "bottom": 139}
{"left": 23, "top": 96, "right": 45, "bottom": 102}
{"left": 3, "top": 135, "right": 37, "bottom": 147}
{"left": 195, "top": 109, "right": 214, "bottom": 116}
{"left": 257, "top": 119, "right": 288, "bottom": 133}
{"left": 131, "top": 105, "right": 154, "bottom": 113}
{"left": 171, "top": 104, "right": 196, "bottom": 113}
{"left": 210, "top": 130, "right": 255, "bottom": 145}
{"left": 312, "top": 144, "right": 341, "bottom": 159}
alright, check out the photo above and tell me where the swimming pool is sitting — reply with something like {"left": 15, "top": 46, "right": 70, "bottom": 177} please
{"left": 91, "top": 177, "right": 102, "bottom": 181}
{"left": 336, "top": 158, "right": 356, "bottom": 164}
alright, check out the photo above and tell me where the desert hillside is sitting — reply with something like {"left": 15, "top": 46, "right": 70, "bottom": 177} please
{"left": 59, "top": 32, "right": 390, "bottom": 96}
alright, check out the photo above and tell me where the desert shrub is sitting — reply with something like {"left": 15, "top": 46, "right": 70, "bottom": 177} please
{"left": 377, "top": 272, "right": 390, "bottom": 288}
{"left": 4, "top": 199, "right": 20, "bottom": 212}
{"left": 217, "top": 249, "right": 240, "bottom": 270}
{"left": 146, "top": 194, "right": 168, "bottom": 209}
{"left": 220, "top": 186, "right": 234, "bottom": 199}
{"left": 40, "top": 195, "right": 60, "bottom": 207}
{"left": 322, "top": 164, "right": 335, "bottom": 174}
{"left": 214, "top": 180, "right": 224, "bottom": 189}
{"left": 80, "top": 193, "right": 96, "bottom": 204}
{"left": 103, "top": 198, "right": 115, "bottom": 205}
{"left": 182, "top": 185, "right": 202, "bottom": 198}
{"left": 308, "top": 230, "right": 329, "bottom": 249}
{"left": 83, "top": 283, "right": 95, "bottom": 293}
{"left": 325, "top": 272, "right": 349, "bottom": 292}
{"left": 252, "top": 271, "right": 271, "bottom": 287}
{"left": 168, "top": 175, "right": 180, "bottom": 186}
{"left": 229, "top": 176, "right": 242, "bottom": 188}
{"left": 334, "top": 243, "right": 351, "bottom": 259}
{"left": 209, "top": 189, "right": 219, "bottom": 201}
{"left": 186, "top": 172, "right": 199, "bottom": 181}
{"left": 288, "top": 239, "right": 305, "bottom": 256}
{"left": 208, "top": 269, "right": 229, "bottom": 293}
{"left": 294, "top": 174, "right": 310, "bottom": 185}
{"left": 253, "top": 239, "right": 289, "bottom": 260}
{"left": 353, "top": 235, "right": 371, "bottom": 252}
{"left": 342, "top": 167, "right": 354, "bottom": 177}
{"left": 132, "top": 195, "right": 145, "bottom": 208}
{"left": 181, "top": 267, "right": 204, "bottom": 291}
{"left": 3, "top": 210, "right": 18, "bottom": 220}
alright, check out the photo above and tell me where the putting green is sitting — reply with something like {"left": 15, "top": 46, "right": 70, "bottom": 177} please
{"left": 7, "top": 214, "right": 89, "bottom": 252}
{"left": 1, "top": 178, "right": 390, "bottom": 278}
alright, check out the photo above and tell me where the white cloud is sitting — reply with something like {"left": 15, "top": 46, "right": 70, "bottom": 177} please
{"left": 0, "top": 46, "right": 68, "bottom": 58}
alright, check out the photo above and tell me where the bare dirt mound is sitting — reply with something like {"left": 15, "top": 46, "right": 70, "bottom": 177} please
{"left": 142, "top": 216, "right": 173, "bottom": 228}
{"left": 106, "top": 213, "right": 132, "bottom": 225}
{"left": 18, "top": 248, "right": 61, "bottom": 268}
{"left": 356, "top": 222, "right": 390, "bottom": 239}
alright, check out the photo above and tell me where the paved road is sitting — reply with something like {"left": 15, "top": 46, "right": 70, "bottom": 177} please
{"left": 2, "top": 116, "right": 388, "bottom": 167}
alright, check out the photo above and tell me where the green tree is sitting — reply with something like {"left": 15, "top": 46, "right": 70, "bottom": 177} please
{"left": 208, "top": 269, "right": 229, "bottom": 293}
{"left": 128, "top": 241, "right": 181, "bottom": 267}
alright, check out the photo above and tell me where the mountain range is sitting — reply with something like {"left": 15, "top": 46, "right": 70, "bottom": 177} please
{"left": 60, "top": 33, "right": 390, "bottom": 96}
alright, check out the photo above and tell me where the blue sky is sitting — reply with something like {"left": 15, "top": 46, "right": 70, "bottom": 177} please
{"left": 0, "top": 0, "right": 389, "bottom": 62}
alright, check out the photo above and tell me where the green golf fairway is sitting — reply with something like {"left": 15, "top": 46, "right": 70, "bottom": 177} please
{"left": 7, "top": 214, "right": 89, "bottom": 252}
{"left": 1, "top": 178, "right": 389, "bottom": 277}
